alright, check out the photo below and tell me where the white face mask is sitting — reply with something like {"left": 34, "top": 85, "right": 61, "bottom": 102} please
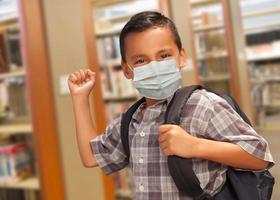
{"left": 128, "top": 59, "right": 181, "bottom": 100}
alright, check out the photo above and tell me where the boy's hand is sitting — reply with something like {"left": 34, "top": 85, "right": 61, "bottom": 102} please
{"left": 158, "top": 124, "right": 200, "bottom": 158}
{"left": 68, "top": 69, "right": 96, "bottom": 97}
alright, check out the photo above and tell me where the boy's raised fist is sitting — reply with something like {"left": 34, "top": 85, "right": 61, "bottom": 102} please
{"left": 68, "top": 69, "right": 96, "bottom": 97}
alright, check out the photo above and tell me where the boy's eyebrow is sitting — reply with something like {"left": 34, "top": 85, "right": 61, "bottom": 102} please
{"left": 157, "top": 48, "right": 173, "bottom": 54}
{"left": 130, "top": 48, "right": 173, "bottom": 60}
{"left": 131, "top": 54, "right": 146, "bottom": 60}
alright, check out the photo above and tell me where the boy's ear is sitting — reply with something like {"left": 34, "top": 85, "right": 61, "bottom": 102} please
{"left": 178, "top": 48, "right": 187, "bottom": 69}
{"left": 121, "top": 60, "right": 133, "bottom": 79}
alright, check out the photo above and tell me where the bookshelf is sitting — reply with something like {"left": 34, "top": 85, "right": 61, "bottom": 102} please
{"left": 240, "top": 0, "right": 280, "bottom": 132}
{"left": 0, "top": 1, "right": 40, "bottom": 199}
{"left": 81, "top": 0, "right": 170, "bottom": 199}
{"left": 186, "top": 0, "right": 243, "bottom": 102}
{"left": 0, "top": 0, "right": 65, "bottom": 200}
{"left": 184, "top": 0, "right": 255, "bottom": 123}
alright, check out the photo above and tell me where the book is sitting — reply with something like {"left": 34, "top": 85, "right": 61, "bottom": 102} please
{"left": 0, "top": 33, "right": 9, "bottom": 73}
{"left": 0, "top": 142, "right": 32, "bottom": 183}
{"left": 6, "top": 78, "right": 29, "bottom": 117}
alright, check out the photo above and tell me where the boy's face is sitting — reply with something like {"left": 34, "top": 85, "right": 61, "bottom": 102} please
{"left": 121, "top": 27, "right": 186, "bottom": 79}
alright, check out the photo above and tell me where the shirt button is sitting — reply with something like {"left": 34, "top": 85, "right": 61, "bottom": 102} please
{"left": 139, "top": 184, "right": 144, "bottom": 191}
{"left": 140, "top": 131, "right": 145, "bottom": 137}
{"left": 139, "top": 157, "right": 144, "bottom": 163}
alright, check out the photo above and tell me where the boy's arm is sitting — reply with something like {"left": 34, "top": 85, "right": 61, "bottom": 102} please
{"left": 158, "top": 94, "right": 274, "bottom": 170}
{"left": 158, "top": 125, "right": 269, "bottom": 170}
{"left": 68, "top": 69, "right": 98, "bottom": 168}
{"left": 72, "top": 95, "right": 98, "bottom": 168}
{"left": 195, "top": 137, "right": 269, "bottom": 170}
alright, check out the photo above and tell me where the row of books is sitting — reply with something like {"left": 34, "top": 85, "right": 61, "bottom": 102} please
{"left": 192, "top": 10, "right": 223, "bottom": 28}
{"left": 246, "top": 29, "right": 280, "bottom": 46}
{"left": 246, "top": 41, "right": 280, "bottom": 61}
{"left": 195, "top": 30, "right": 227, "bottom": 54}
{"left": 0, "top": 28, "right": 22, "bottom": 73}
{"left": 204, "top": 81, "right": 231, "bottom": 95}
{"left": 252, "top": 83, "right": 280, "bottom": 107}
{"left": 251, "top": 62, "right": 280, "bottom": 79}
{"left": 100, "top": 67, "right": 138, "bottom": 100}
{"left": 96, "top": 35, "right": 121, "bottom": 62}
{"left": 0, "top": 78, "right": 29, "bottom": 119}
{"left": 0, "top": 189, "right": 39, "bottom": 200}
{"left": 263, "top": 83, "right": 280, "bottom": 107}
{"left": 0, "top": 140, "right": 32, "bottom": 184}
{"left": 198, "top": 57, "right": 229, "bottom": 77}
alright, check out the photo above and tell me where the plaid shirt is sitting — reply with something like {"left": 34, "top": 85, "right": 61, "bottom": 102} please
{"left": 91, "top": 89, "right": 274, "bottom": 200}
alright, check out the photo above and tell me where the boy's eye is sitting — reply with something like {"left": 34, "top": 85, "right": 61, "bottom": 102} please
{"left": 160, "top": 53, "right": 172, "bottom": 59}
{"left": 134, "top": 58, "right": 146, "bottom": 66}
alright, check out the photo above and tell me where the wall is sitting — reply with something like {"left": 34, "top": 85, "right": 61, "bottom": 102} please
{"left": 41, "top": 0, "right": 105, "bottom": 199}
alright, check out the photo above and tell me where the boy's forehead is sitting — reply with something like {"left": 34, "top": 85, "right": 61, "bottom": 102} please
{"left": 124, "top": 27, "right": 177, "bottom": 58}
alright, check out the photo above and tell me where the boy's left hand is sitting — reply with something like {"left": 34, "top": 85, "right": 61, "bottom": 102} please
{"left": 158, "top": 124, "right": 200, "bottom": 158}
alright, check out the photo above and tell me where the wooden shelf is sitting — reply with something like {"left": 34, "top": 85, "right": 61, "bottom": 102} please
{"left": 0, "top": 177, "right": 40, "bottom": 190}
{"left": 242, "top": 8, "right": 280, "bottom": 19}
{"left": 194, "top": 23, "right": 224, "bottom": 32}
{"left": 247, "top": 52, "right": 280, "bottom": 62}
{"left": 0, "top": 68, "right": 25, "bottom": 80}
{"left": 191, "top": 0, "right": 219, "bottom": 7}
{"left": 0, "top": 23, "right": 19, "bottom": 33}
{"left": 104, "top": 14, "right": 131, "bottom": 23}
{"left": 99, "top": 7, "right": 159, "bottom": 22}
{"left": 0, "top": 123, "right": 32, "bottom": 135}
{"left": 101, "top": 58, "right": 121, "bottom": 67}
{"left": 197, "top": 50, "right": 228, "bottom": 60}
{"left": 245, "top": 22, "right": 280, "bottom": 35}
{"left": 0, "top": 15, "right": 18, "bottom": 25}
{"left": 92, "top": 0, "right": 129, "bottom": 7}
{"left": 200, "top": 74, "right": 230, "bottom": 82}
{"left": 252, "top": 77, "right": 280, "bottom": 84}
{"left": 96, "top": 27, "right": 122, "bottom": 37}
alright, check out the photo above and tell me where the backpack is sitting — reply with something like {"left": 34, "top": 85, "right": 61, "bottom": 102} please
{"left": 120, "top": 85, "right": 275, "bottom": 200}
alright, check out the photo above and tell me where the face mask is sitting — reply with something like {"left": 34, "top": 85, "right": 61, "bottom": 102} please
{"left": 128, "top": 59, "right": 181, "bottom": 100}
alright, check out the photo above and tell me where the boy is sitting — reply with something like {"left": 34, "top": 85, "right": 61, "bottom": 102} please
{"left": 68, "top": 11, "right": 273, "bottom": 199}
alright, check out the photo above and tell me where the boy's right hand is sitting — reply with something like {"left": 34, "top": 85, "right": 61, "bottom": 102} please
{"left": 68, "top": 69, "right": 96, "bottom": 97}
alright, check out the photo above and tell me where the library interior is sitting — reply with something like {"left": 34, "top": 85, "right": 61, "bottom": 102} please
{"left": 0, "top": 0, "right": 279, "bottom": 200}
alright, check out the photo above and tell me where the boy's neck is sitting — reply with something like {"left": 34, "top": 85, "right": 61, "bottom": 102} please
{"left": 145, "top": 98, "right": 160, "bottom": 107}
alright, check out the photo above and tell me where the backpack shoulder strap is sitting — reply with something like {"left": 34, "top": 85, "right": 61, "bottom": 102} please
{"left": 166, "top": 85, "right": 212, "bottom": 199}
{"left": 165, "top": 85, "right": 203, "bottom": 124}
{"left": 121, "top": 97, "right": 146, "bottom": 162}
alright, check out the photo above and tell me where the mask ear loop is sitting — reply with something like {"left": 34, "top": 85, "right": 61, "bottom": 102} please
{"left": 127, "top": 63, "right": 135, "bottom": 80}
{"left": 127, "top": 64, "right": 133, "bottom": 72}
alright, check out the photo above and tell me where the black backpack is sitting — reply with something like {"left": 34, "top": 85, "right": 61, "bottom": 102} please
{"left": 120, "top": 85, "right": 275, "bottom": 200}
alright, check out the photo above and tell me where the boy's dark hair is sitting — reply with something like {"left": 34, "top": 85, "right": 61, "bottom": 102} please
{"left": 119, "top": 11, "right": 182, "bottom": 62}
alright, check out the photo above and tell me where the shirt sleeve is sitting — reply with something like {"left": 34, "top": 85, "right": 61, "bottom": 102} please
{"left": 90, "top": 115, "right": 128, "bottom": 175}
{"left": 195, "top": 93, "right": 274, "bottom": 168}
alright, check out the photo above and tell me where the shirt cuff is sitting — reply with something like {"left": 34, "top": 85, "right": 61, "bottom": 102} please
{"left": 90, "top": 137, "right": 114, "bottom": 175}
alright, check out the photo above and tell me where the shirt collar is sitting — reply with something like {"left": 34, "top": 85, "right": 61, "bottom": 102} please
{"left": 131, "top": 93, "right": 175, "bottom": 123}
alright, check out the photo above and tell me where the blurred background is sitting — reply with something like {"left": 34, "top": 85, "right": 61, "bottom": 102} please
{"left": 0, "top": 0, "right": 279, "bottom": 199}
